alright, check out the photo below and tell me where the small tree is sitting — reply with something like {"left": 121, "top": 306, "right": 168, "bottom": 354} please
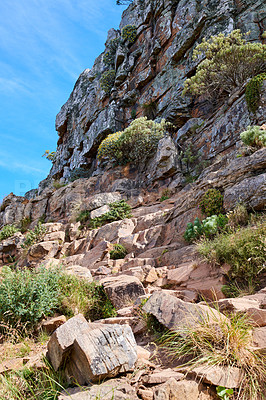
{"left": 183, "top": 30, "right": 266, "bottom": 99}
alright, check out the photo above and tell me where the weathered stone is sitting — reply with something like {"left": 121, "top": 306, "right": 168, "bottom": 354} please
{"left": 154, "top": 378, "right": 199, "bottom": 400}
{"left": 28, "top": 241, "right": 59, "bottom": 261}
{"left": 252, "top": 326, "right": 266, "bottom": 353}
{"left": 43, "top": 231, "right": 65, "bottom": 243}
{"left": 142, "top": 291, "right": 227, "bottom": 331}
{"left": 65, "top": 324, "right": 137, "bottom": 384}
{"left": 217, "top": 297, "right": 266, "bottom": 326}
{"left": 191, "top": 365, "right": 244, "bottom": 388}
{"left": 138, "top": 388, "right": 153, "bottom": 400}
{"left": 167, "top": 263, "right": 195, "bottom": 285}
{"left": 58, "top": 378, "right": 138, "bottom": 400}
{"left": 100, "top": 275, "right": 145, "bottom": 309}
{"left": 143, "top": 369, "right": 184, "bottom": 384}
{"left": 90, "top": 204, "right": 110, "bottom": 219}
{"left": 65, "top": 265, "right": 93, "bottom": 281}
{"left": 82, "top": 192, "right": 122, "bottom": 212}
{"left": 41, "top": 315, "right": 67, "bottom": 334}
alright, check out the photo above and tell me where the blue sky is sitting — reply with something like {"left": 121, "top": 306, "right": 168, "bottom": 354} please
{"left": 0, "top": 0, "right": 127, "bottom": 202}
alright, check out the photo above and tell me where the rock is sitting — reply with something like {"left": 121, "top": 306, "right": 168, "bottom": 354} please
{"left": 117, "top": 306, "right": 133, "bottom": 317}
{"left": 142, "top": 291, "right": 227, "bottom": 331}
{"left": 138, "top": 389, "right": 154, "bottom": 400}
{"left": 142, "top": 369, "right": 184, "bottom": 384}
{"left": 82, "top": 192, "right": 122, "bottom": 212}
{"left": 90, "top": 204, "right": 110, "bottom": 219}
{"left": 41, "top": 315, "right": 67, "bottom": 334}
{"left": 28, "top": 241, "right": 60, "bottom": 261}
{"left": 167, "top": 263, "right": 195, "bottom": 285}
{"left": 65, "top": 265, "right": 93, "bottom": 281}
{"left": 65, "top": 323, "right": 137, "bottom": 384}
{"left": 82, "top": 240, "right": 109, "bottom": 269}
{"left": 191, "top": 364, "right": 244, "bottom": 388}
{"left": 154, "top": 378, "right": 199, "bottom": 400}
{"left": 217, "top": 297, "right": 266, "bottom": 326}
{"left": 100, "top": 275, "right": 145, "bottom": 309}
{"left": 137, "top": 346, "right": 151, "bottom": 361}
{"left": 43, "top": 231, "right": 65, "bottom": 243}
{"left": 58, "top": 378, "right": 138, "bottom": 400}
{"left": 252, "top": 326, "right": 266, "bottom": 353}
{"left": 47, "top": 314, "right": 90, "bottom": 371}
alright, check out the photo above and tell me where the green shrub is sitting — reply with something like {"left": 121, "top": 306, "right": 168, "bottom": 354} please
{"left": 240, "top": 125, "right": 266, "bottom": 148}
{"left": 19, "top": 217, "right": 31, "bottom": 233}
{"left": 110, "top": 243, "right": 127, "bottom": 260}
{"left": 216, "top": 387, "right": 234, "bottom": 400}
{"left": 121, "top": 25, "right": 137, "bottom": 44}
{"left": 103, "top": 51, "right": 115, "bottom": 68}
{"left": 227, "top": 203, "right": 249, "bottom": 229}
{"left": 21, "top": 222, "right": 46, "bottom": 249}
{"left": 245, "top": 72, "right": 266, "bottom": 113}
{"left": 97, "top": 117, "right": 167, "bottom": 166}
{"left": 160, "top": 189, "right": 170, "bottom": 202}
{"left": 97, "top": 131, "right": 123, "bottom": 163}
{"left": 183, "top": 30, "right": 266, "bottom": 99}
{"left": 100, "top": 69, "right": 116, "bottom": 94}
{"left": 184, "top": 214, "right": 227, "bottom": 242}
{"left": 76, "top": 210, "right": 91, "bottom": 224}
{"left": 89, "top": 200, "right": 132, "bottom": 229}
{"left": 198, "top": 218, "right": 266, "bottom": 294}
{"left": 0, "top": 225, "right": 19, "bottom": 241}
{"left": 0, "top": 266, "right": 61, "bottom": 332}
{"left": 199, "top": 188, "right": 224, "bottom": 217}
{"left": 0, "top": 266, "right": 116, "bottom": 334}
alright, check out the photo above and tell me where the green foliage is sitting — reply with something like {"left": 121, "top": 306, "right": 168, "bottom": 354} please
{"left": 103, "top": 51, "right": 115, "bottom": 67}
{"left": 198, "top": 217, "right": 266, "bottom": 294}
{"left": 21, "top": 222, "right": 46, "bottom": 249}
{"left": 240, "top": 125, "right": 266, "bottom": 148}
{"left": 76, "top": 210, "right": 91, "bottom": 224}
{"left": 183, "top": 30, "right": 266, "bottom": 99}
{"left": 245, "top": 72, "right": 266, "bottom": 113}
{"left": 121, "top": 25, "right": 137, "bottom": 44}
{"left": 97, "top": 131, "right": 123, "bottom": 163}
{"left": 227, "top": 203, "right": 249, "bottom": 229}
{"left": 0, "top": 266, "right": 61, "bottom": 332}
{"left": 130, "top": 108, "right": 137, "bottom": 119}
{"left": 199, "top": 188, "right": 224, "bottom": 217}
{"left": 100, "top": 69, "right": 116, "bottom": 94}
{"left": 109, "top": 243, "right": 127, "bottom": 260}
{"left": 160, "top": 189, "right": 170, "bottom": 202}
{"left": 19, "top": 217, "right": 32, "bottom": 233}
{"left": 184, "top": 214, "right": 227, "bottom": 242}
{"left": 0, "top": 361, "right": 67, "bottom": 400}
{"left": 97, "top": 117, "right": 167, "bottom": 166}
{"left": 52, "top": 180, "right": 66, "bottom": 190}
{"left": 0, "top": 266, "right": 116, "bottom": 335}
{"left": 42, "top": 150, "right": 56, "bottom": 162}
{"left": 178, "top": 144, "right": 210, "bottom": 178}
{"left": 89, "top": 200, "right": 132, "bottom": 229}
{"left": 0, "top": 225, "right": 19, "bottom": 241}
{"left": 162, "top": 310, "right": 266, "bottom": 400}
{"left": 216, "top": 387, "right": 234, "bottom": 400}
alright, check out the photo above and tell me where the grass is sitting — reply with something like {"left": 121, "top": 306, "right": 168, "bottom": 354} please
{"left": 0, "top": 361, "right": 67, "bottom": 400}
{"left": 161, "top": 308, "right": 266, "bottom": 400}
{"left": 198, "top": 215, "right": 266, "bottom": 296}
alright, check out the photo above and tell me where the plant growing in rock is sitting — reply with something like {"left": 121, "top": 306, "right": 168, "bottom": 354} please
{"left": 121, "top": 25, "right": 137, "bottom": 44}
{"left": 97, "top": 117, "right": 167, "bottom": 166}
{"left": 97, "top": 131, "right": 123, "bottom": 163}
{"left": 76, "top": 210, "right": 91, "bottom": 224}
{"left": 160, "top": 188, "right": 170, "bottom": 202}
{"left": 0, "top": 224, "right": 19, "bottom": 241}
{"left": 42, "top": 150, "right": 56, "bottom": 162}
{"left": 198, "top": 216, "right": 266, "bottom": 295}
{"left": 245, "top": 72, "right": 266, "bottom": 113}
{"left": 21, "top": 222, "right": 47, "bottom": 249}
{"left": 89, "top": 200, "right": 132, "bottom": 229}
{"left": 162, "top": 310, "right": 266, "bottom": 400}
{"left": 19, "top": 217, "right": 32, "bottom": 233}
{"left": 199, "top": 189, "right": 224, "bottom": 217}
{"left": 227, "top": 203, "right": 249, "bottom": 229}
{"left": 184, "top": 214, "right": 227, "bottom": 242}
{"left": 216, "top": 387, "right": 234, "bottom": 400}
{"left": 183, "top": 30, "right": 266, "bottom": 100}
{"left": 240, "top": 125, "right": 266, "bottom": 149}
{"left": 109, "top": 243, "right": 127, "bottom": 259}
{"left": 100, "top": 69, "right": 116, "bottom": 94}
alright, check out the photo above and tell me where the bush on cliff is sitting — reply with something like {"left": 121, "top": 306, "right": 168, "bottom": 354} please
{"left": 245, "top": 72, "right": 266, "bottom": 113}
{"left": 240, "top": 125, "right": 266, "bottom": 149}
{"left": 183, "top": 30, "right": 266, "bottom": 99}
{"left": 0, "top": 224, "right": 19, "bottom": 241}
{"left": 97, "top": 117, "right": 167, "bottom": 166}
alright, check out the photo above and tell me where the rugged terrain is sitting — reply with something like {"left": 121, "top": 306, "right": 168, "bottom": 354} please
{"left": 0, "top": 0, "right": 266, "bottom": 399}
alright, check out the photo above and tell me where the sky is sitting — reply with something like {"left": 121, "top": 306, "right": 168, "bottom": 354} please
{"left": 0, "top": 0, "right": 127, "bottom": 202}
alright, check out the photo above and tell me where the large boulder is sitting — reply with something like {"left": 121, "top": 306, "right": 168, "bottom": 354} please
{"left": 154, "top": 378, "right": 199, "bottom": 400}
{"left": 142, "top": 291, "right": 227, "bottom": 331}
{"left": 100, "top": 275, "right": 145, "bottom": 309}
{"left": 47, "top": 315, "right": 138, "bottom": 384}
{"left": 217, "top": 297, "right": 266, "bottom": 327}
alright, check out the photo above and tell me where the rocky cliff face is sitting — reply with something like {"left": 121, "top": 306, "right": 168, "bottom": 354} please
{"left": 42, "top": 0, "right": 265, "bottom": 185}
